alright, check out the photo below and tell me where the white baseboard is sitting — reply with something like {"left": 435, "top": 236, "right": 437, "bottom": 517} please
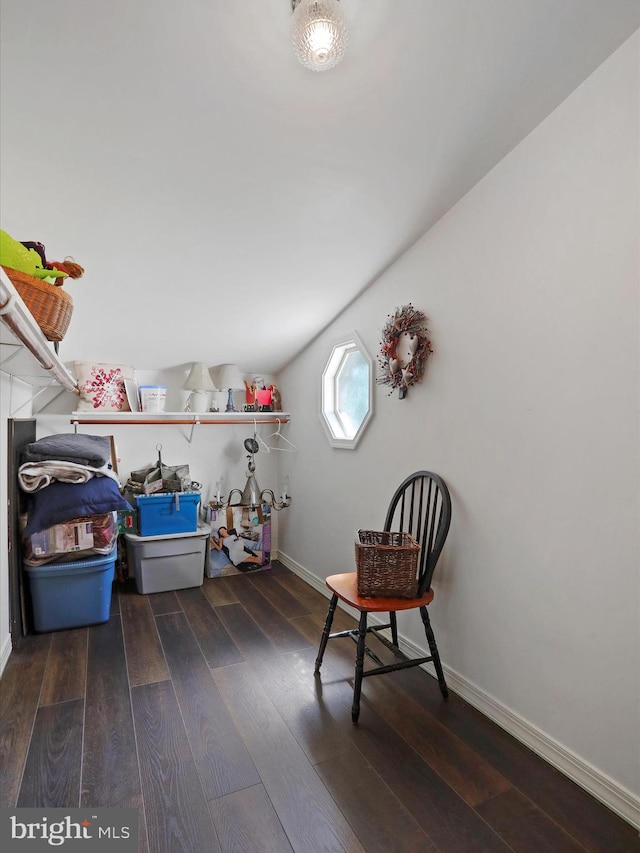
{"left": 278, "top": 551, "right": 640, "bottom": 831}
{"left": 0, "top": 632, "right": 12, "bottom": 678}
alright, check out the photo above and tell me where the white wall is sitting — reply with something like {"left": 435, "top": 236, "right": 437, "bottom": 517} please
{"left": 277, "top": 34, "right": 639, "bottom": 820}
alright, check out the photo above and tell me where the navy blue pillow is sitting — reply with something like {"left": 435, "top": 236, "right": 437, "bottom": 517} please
{"left": 24, "top": 476, "right": 132, "bottom": 536}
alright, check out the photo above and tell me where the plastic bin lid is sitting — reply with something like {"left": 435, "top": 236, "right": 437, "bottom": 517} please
{"left": 135, "top": 491, "right": 201, "bottom": 502}
{"left": 23, "top": 544, "right": 117, "bottom": 576}
{"left": 124, "top": 522, "right": 211, "bottom": 543}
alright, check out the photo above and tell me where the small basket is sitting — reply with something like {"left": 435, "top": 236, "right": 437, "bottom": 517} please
{"left": 2, "top": 266, "right": 73, "bottom": 342}
{"left": 355, "top": 529, "right": 420, "bottom": 598}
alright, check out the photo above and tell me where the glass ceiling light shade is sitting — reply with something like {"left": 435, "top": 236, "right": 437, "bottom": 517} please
{"left": 291, "top": 0, "right": 348, "bottom": 72}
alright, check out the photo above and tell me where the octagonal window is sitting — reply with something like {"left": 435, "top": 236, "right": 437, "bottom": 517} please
{"left": 321, "top": 332, "right": 373, "bottom": 449}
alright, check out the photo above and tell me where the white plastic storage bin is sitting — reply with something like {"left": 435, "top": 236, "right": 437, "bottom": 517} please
{"left": 124, "top": 523, "right": 210, "bottom": 594}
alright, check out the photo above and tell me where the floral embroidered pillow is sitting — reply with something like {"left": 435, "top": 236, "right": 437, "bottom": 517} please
{"left": 72, "top": 362, "right": 134, "bottom": 412}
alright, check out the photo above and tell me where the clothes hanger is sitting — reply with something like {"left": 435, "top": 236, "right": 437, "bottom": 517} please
{"left": 264, "top": 418, "right": 297, "bottom": 452}
{"left": 252, "top": 420, "right": 271, "bottom": 454}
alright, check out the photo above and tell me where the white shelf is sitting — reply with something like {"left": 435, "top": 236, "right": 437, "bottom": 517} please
{"left": 70, "top": 411, "right": 291, "bottom": 425}
{"left": 0, "top": 267, "right": 78, "bottom": 392}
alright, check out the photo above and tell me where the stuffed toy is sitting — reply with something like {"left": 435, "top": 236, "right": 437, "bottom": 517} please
{"left": 0, "top": 231, "right": 66, "bottom": 281}
{"left": 49, "top": 259, "right": 84, "bottom": 286}
{"left": 270, "top": 385, "right": 282, "bottom": 411}
{"left": 17, "top": 238, "right": 83, "bottom": 285}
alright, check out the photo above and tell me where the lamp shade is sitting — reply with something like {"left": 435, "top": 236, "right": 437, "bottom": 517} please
{"left": 215, "top": 363, "right": 246, "bottom": 413}
{"left": 215, "top": 364, "right": 245, "bottom": 390}
{"left": 183, "top": 362, "right": 217, "bottom": 391}
{"left": 291, "top": 0, "right": 348, "bottom": 72}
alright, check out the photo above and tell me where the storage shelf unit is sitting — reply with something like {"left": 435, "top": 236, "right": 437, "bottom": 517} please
{"left": 0, "top": 267, "right": 78, "bottom": 392}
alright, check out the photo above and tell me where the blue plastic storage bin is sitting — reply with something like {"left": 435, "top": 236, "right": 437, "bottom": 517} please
{"left": 24, "top": 546, "right": 116, "bottom": 632}
{"left": 135, "top": 491, "right": 200, "bottom": 536}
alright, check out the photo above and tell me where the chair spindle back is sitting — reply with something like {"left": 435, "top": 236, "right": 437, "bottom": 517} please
{"left": 383, "top": 471, "right": 452, "bottom": 596}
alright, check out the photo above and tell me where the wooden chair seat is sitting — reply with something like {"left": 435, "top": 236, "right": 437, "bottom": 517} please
{"left": 326, "top": 572, "right": 435, "bottom": 612}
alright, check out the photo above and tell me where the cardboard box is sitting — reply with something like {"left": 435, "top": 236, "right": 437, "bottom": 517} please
{"left": 135, "top": 491, "right": 200, "bottom": 536}
{"left": 24, "top": 512, "right": 118, "bottom": 564}
{"left": 117, "top": 509, "right": 138, "bottom": 535}
{"left": 125, "top": 523, "right": 210, "bottom": 593}
{"left": 24, "top": 546, "right": 116, "bottom": 632}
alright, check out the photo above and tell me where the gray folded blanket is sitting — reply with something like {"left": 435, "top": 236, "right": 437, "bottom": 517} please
{"left": 21, "top": 433, "right": 112, "bottom": 467}
{"left": 18, "top": 460, "right": 120, "bottom": 493}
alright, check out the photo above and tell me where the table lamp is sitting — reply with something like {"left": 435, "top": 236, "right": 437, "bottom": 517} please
{"left": 215, "top": 364, "right": 245, "bottom": 412}
{"left": 183, "top": 362, "right": 217, "bottom": 413}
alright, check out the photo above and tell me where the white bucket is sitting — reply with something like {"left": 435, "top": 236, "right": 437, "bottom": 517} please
{"left": 139, "top": 385, "right": 167, "bottom": 412}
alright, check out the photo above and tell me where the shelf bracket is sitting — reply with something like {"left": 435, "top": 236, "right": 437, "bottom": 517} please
{"left": 7, "top": 375, "right": 59, "bottom": 418}
{"left": 187, "top": 416, "right": 200, "bottom": 444}
{"left": 0, "top": 343, "right": 25, "bottom": 372}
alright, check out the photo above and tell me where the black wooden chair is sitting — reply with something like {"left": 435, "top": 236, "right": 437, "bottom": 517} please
{"left": 314, "top": 471, "right": 452, "bottom": 722}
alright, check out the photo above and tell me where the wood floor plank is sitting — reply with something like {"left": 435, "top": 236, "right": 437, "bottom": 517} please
{"left": 213, "top": 662, "right": 366, "bottom": 853}
{"left": 476, "top": 787, "right": 586, "bottom": 852}
{"left": 287, "top": 632, "right": 510, "bottom": 852}
{"left": 345, "top": 691, "right": 512, "bottom": 853}
{"left": 316, "top": 746, "right": 439, "bottom": 852}
{"left": 214, "top": 602, "right": 277, "bottom": 658}
{"left": 362, "top": 671, "right": 511, "bottom": 807}
{"left": 248, "top": 649, "right": 355, "bottom": 765}
{"left": 220, "top": 575, "right": 311, "bottom": 653}
{"left": 39, "top": 628, "right": 87, "bottom": 705}
{"left": 201, "top": 576, "right": 240, "bottom": 607}
{"left": 131, "top": 680, "right": 222, "bottom": 853}
{"left": 299, "top": 611, "right": 515, "bottom": 811}
{"left": 119, "top": 584, "right": 169, "bottom": 687}
{"left": 389, "top": 666, "right": 640, "bottom": 853}
{"left": 155, "top": 611, "right": 260, "bottom": 798}
{"left": 208, "top": 783, "right": 294, "bottom": 853}
{"left": 273, "top": 568, "right": 334, "bottom": 614}
{"left": 175, "top": 587, "right": 244, "bottom": 669}
{"left": 257, "top": 642, "right": 509, "bottom": 852}
{"left": 0, "top": 633, "right": 51, "bottom": 807}
{"left": 110, "top": 584, "right": 120, "bottom": 614}
{"left": 247, "top": 569, "right": 313, "bottom": 618}
{"left": 17, "top": 699, "right": 84, "bottom": 807}
{"left": 147, "top": 589, "right": 182, "bottom": 615}
{"left": 82, "top": 615, "right": 141, "bottom": 809}
{"left": 267, "top": 560, "right": 292, "bottom": 576}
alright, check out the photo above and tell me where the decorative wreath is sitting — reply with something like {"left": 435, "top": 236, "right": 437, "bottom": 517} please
{"left": 377, "top": 304, "right": 432, "bottom": 398}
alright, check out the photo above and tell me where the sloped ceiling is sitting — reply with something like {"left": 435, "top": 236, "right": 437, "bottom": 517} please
{"left": 1, "top": 0, "right": 638, "bottom": 376}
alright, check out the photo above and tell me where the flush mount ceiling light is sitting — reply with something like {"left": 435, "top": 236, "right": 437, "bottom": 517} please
{"left": 291, "top": 0, "right": 348, "bottom": 72}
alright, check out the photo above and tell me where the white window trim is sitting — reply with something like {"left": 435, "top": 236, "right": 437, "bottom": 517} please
{"left": 320, "top": 331, "right": 373, "bottom": 449}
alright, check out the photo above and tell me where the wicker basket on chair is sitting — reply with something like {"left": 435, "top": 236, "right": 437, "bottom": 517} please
{"left": 355, "top": 529, "right": 421, "bottom": 598}
{"left": 1, "top": 266, "right": 74, "bottom": 342}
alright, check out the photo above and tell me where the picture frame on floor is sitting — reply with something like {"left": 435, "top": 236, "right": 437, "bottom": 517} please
{"left": 206, "top": 504, "right": 271, "bottom": 577}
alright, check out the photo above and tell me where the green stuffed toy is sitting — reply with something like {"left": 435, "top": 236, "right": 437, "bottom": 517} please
{"left": 0, "top": 229, "right": 68, "bottom": 282}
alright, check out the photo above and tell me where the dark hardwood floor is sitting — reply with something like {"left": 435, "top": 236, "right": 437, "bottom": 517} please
{"left": 2, "top": 561, "right": 638, "bottom": 852}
